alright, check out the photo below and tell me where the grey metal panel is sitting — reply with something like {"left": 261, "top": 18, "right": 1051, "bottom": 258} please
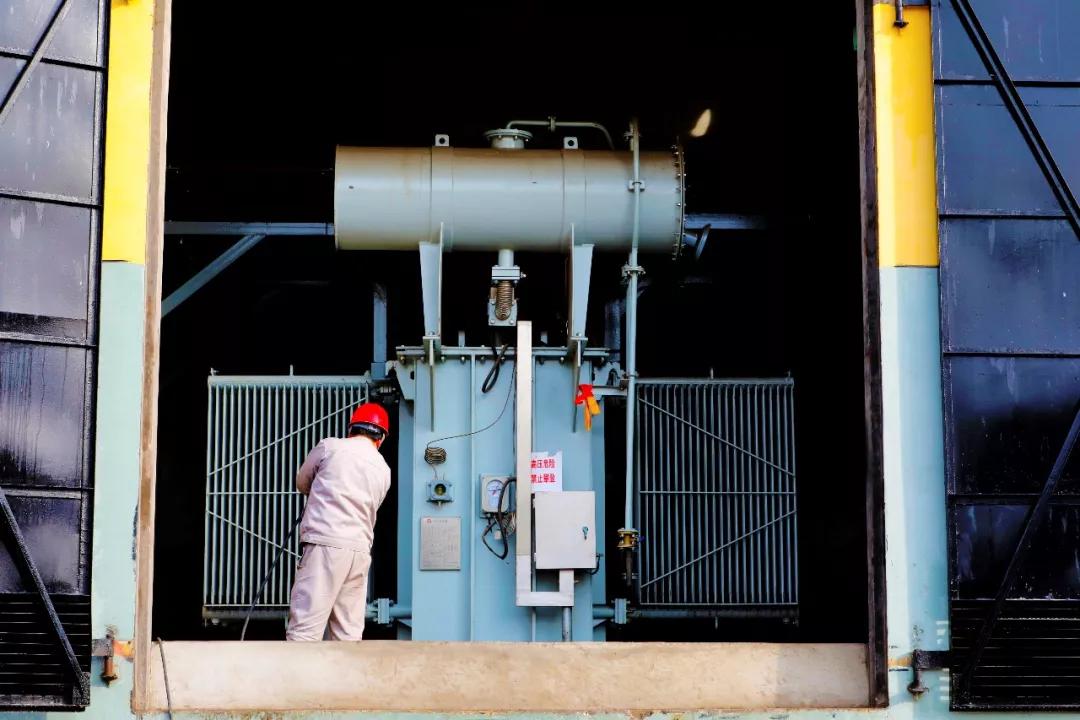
{"left": 940, "top": 218, "right": 1080, "bottom": 354}
{"left": 203, "top": 376, "right": 370, "bottom": 616}
{"left": 0, "top": 0, "right": 104, "bottom": 66}
{"left": 0, "top": 57, "right": 100, "bottom": 200}
{"left": 634, "top": 379, "right": 797, "bottom": 612}
{"left": 936, "top": 0, "right": 1080, "bottom": 83}
{"left": 0, "top": 198, "right": 91, "bottom": 338}
{"left": 937, "top": 85, "right": 1080, "bottom": 216}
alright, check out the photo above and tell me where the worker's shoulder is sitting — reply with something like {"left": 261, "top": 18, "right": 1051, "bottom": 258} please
{"left": 328, "top": 437, "right": 389, "bottom": 470}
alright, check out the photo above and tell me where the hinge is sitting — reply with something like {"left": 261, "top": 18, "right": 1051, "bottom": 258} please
{"left": 908, "top": 649, "right": 952, "bottom": 697}
{"left": 91, "top": 628, "right": 124, "bottom": 685}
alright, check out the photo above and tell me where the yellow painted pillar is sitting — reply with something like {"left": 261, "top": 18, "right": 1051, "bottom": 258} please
{"left": 102, "top": 0, "right": 158, "bottom": 265}
{"left": 873, "top": 3, "right": 939, "bottom": 268}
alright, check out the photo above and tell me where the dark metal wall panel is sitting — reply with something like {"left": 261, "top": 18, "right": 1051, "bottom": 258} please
{"left": 941, "top": 220, "right": 1080, "bottom": 354}
{"left": 0, "top": 200, "right": 93, "bottom": 340}
{"left": 935, "top": 0, "right": 1080, "bottom": 82}
{"left": 936, "top": 0, "right": 1080, "bottom": 709}
{"left": 0, "top": 0, "right": 106, "bottom": 709}
{"left": 944, "top": 356, "right": 1080, "bottom": 496}
{"left": 938, "top": 87, "right": 1080, "bottom": 215}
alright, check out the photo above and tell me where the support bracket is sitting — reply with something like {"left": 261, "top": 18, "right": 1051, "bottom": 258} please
{"left": 162, "top": 234, "right": 266, "bottom": 316}
{"left": 419, "top": 230, "right": 444, "bottom": 429}
{"left": 568, "top": 234, "right": 594, "bottom": 431}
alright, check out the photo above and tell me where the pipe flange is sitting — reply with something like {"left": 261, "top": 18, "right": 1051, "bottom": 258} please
{"left": 672, "top": 141, "right": 687, "bottom": 259}
{"left": 484, "top": 128, "right": 533, "bottom": 150}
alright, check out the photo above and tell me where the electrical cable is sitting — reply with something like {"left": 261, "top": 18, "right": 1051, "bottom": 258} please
{"left": 240, "top": 500, "right": 305, "bottom": 640}
{"left": 156, "top": 638, "right": 173, "bottom": 719}
{"left": 481, "top": 342, "right": 509, "bottom": 394}
{"left": 481, "top": 477, "right": 517, "bottom": 559}
{"left": 424, "top": 364, "right": 516, "bottom": 478}
{"left": 481, "top": 518, "right": 508, "bottom": 560}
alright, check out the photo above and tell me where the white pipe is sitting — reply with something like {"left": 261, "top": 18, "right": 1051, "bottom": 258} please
{"left": 505, "top": 118, "right": 616, "bottom": 150}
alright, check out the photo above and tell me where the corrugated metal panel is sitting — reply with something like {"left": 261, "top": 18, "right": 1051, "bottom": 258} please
{"left": 634, "top": 379, "right": 797, "bottom": 615}
{"left": 203, "top": 376, "right": 369, "bottom": 618}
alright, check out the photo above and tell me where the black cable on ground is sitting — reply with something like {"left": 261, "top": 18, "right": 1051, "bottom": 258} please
{"left": 155, "top": 637, "right": 173, "bottom": 719}
{"left": 240, "top": 502, "right": 305, "bottom": 640}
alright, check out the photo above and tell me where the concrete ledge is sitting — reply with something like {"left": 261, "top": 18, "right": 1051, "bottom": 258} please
{"left": 144, "top": 641, "right": 868, "bottom": 713}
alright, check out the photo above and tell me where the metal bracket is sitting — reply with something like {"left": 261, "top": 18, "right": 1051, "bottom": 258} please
{"left": 908, "top": 649, "right": 951, "bottom": 697}
{"left": 569, "top": 237, "right": 595, "bottom": 430}
{"left": 893, "top": 0, "right": 909, "bottom": 28}
{"left": 621, "top": 264, "right": 645, "bottom": 282}
{"left": 419, "top": 230, "right": 444, "bottom": 429}
{"left": 613, "top": 598, "right": 629, "bottom": 625}
{"left": 419, "top": 231, "right": 443, "bottom": 342}
{"left": 375, "top": 597, "right": 392, "bottom": 626}
{"left": 91, "top": 629, "right": 121, "bottom": 685}
{"left": 372, "top": 283, "right": 388, "bottom": 380}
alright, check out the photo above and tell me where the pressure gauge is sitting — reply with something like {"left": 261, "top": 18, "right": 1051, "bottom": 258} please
{"left": 480, "top": 475, "right": 511, "bottom": 515}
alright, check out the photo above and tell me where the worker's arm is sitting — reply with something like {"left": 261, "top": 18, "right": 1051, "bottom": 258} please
{"left": 295, "top": 441, "right": 326, "bottom": 495}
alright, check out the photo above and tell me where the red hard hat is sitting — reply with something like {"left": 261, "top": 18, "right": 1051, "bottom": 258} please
{"left": 349, "top": 402, "right": 390, "bottom": 438}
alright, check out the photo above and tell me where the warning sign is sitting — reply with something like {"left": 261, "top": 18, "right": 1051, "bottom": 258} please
{"left": 530, "top": 451, "right": 563, "bottom": 493}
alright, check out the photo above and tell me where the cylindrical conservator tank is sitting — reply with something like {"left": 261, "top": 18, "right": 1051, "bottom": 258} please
{"left": 334, "top": 144, "right": 685, "bottom": 253}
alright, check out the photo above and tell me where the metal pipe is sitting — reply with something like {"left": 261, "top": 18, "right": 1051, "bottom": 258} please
{"left": 505, "top": 118, "right": 616, "bottom": 150}
{"left": 562, "top": 607, "right": 572, "bottom": 641}
{"left": 591, "top": 605, "right": 796, "bottom": 621}
{"left": 624, "top": 119, "right": 643, "bottom": 531}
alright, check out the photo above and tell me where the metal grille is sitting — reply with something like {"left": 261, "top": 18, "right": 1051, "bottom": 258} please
{"left": 203, "top": 376, "right": 369, "bottom": 618}
{"left": 635, "top": 379, "right": 798, "bottom": 613}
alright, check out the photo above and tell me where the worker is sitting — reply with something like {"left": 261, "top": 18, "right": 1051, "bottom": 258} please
{"left": 285, "top": 402, "right": 391, "bottom": 641}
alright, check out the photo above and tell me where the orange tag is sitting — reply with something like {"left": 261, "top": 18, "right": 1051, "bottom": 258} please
{"left": 576, "top": 385, "right": 601, "bottom": 431}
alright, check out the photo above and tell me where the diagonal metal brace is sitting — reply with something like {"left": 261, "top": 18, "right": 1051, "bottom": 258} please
{"left": 0, "top": 0, "right": 72, "bottom": 128}
{"left": 162, "top": 233, "right": 266, "bottom": 316}
{"left": 950, "top": 0, "right": 1080, "bottom": 242}
{"left": 958, "top": 402, "right": 1080, "bottom": 694}
{"left": 0, "top": 486, "right": 87, "bottom": 703}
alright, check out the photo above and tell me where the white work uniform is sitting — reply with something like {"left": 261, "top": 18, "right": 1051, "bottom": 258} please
{"left": 285, "top": 435, "right": 391, "bottom": 641}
